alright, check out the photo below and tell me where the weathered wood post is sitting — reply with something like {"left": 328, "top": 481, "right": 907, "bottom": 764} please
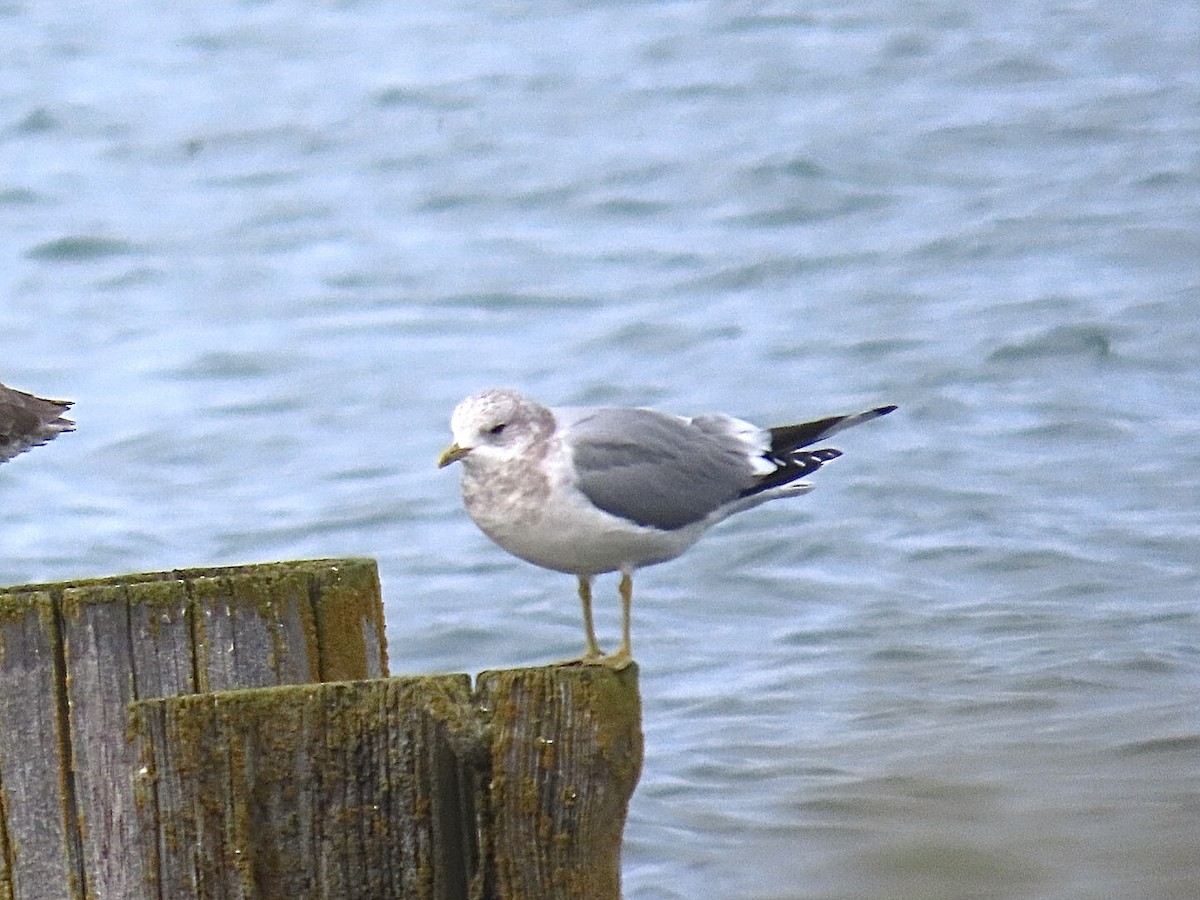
{"left": 0, "top": 559, "right": 643, "bottom": 900}
{"left": 132, "top": 665, "right": 642, "bottom": 899}
{"left": 477, "top": 666, "right": 642, "bottom": 899}
{"left": 0, "top": 558, "right": 386, "bottom": 900}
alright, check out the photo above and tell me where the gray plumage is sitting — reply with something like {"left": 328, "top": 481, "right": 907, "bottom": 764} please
{"left": 567, "top": 407, "right": 760, "bottom": 530}
{"left": 567, "top": 403, "right": 896, "bottom": 531}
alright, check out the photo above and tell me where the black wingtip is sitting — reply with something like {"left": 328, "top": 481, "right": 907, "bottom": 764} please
{"left": 768, "top": 403, "right": 897, "bottom": 454}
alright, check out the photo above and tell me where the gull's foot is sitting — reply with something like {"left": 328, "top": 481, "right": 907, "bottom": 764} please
{"left": 594, "top": 650, "right": 635, "bottom": 670}
{"left": 553, "top": 651, "right": 634, "bottom": 669}
{"left": 555, "top": 649, "right": 605, "bottom": 667}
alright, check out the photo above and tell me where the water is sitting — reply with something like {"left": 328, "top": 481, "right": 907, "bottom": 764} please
{"left": 3, "top": 1, "right": 1198, "bottom": 897}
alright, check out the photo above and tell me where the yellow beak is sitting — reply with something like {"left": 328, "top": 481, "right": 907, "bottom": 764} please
{"left": 437, "top": 442, "right": 470, "bottom": 468}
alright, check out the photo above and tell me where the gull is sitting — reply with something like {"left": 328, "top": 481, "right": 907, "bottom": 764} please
{"left": 0, "top": 382, "right": 75, "bottom": 465}
{"left": 438, "top": 388, "right": 894, "bottom": 665}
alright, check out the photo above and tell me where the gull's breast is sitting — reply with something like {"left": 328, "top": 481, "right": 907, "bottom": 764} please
{"left": 461, "top": 460, "right": 701, "bottom": 576}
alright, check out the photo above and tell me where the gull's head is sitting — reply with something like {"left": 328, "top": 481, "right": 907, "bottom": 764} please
{"left": 437, "top": 388, "right": 554, "bottom": 469}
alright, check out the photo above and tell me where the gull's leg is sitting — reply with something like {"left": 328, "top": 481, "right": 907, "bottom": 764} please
{"left": 617, "top": 569, "right": 633, "bottom": 658}
{"left": 578, "top": 575, "right": 602, "bottom": 659}
{"left": 598, "top": 568, "right": 635, "bottom": 669}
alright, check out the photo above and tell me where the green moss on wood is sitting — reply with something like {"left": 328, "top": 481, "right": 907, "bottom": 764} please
{"left": 473, "top": 664, "right": 643, "bottom": 899}
{"left": 0, "top": 591, "right": 55, "bottom": 663}
{"left": 4, "top": 561, "right": 643, "bottom": 900}
{"left": 135, "top": 675, "right": 483, "bottom": 898}
{"left": 308, "top": 558, "right": 387, "bottom": 681}
{"left": 132, "top": 669, "right": 644, "bottom": 897}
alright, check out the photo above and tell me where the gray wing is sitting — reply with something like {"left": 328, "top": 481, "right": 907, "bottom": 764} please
{"left": 564, "top": 408, "right": 759, "bottom": 530}
{"left": 0, "top": 383, "right": 75, "bottom": 464}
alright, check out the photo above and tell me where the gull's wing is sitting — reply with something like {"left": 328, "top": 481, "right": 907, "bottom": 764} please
{"left": 563, "top": 407, "right": 759, "bottom": 531}
{"left": 563, "top": 403, "right": 897, "bottom": 528}
{"left": 0, "top": 382, "right": 75, "bottom": 464}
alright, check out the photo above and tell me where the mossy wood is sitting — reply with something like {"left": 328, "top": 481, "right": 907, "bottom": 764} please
{"left": 478, "top": 666, "right": 643, "bottom": 899}
{"left": 132, "top": 664, "right": 643, "bottom": 899}
{"left": 0, "top": 559, "right": 386, "bottom": 900}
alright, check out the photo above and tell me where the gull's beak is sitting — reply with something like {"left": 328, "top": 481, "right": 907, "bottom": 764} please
{"left": 437, "top": 442, "right": 470, "bottom": 468}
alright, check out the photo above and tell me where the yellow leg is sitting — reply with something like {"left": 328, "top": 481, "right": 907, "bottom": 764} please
{"left": 596, "top": 569, "right": 634, "bottom": 669}
{"left": 578, "top": 575, "right": 602, "bottom": 659}
{"left": 617, "top": 570, "right": 633, "bottom": 658}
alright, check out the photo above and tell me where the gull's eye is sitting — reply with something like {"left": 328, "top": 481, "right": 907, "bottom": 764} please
{"left": 487, "top": 422, "right": 508, "bottom": 436}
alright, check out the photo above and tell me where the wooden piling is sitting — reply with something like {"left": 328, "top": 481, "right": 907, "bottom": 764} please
{"left": 132, "top": 666, "right": 642, "bottom": 899}
{"left": 479, "top": 666, "right": 642, "bottom": 899}
{"left": 0, "top": 560, "right": 643, "bottom": 900}
{"left": 0, "top": 559, "right": 386, "bottom": 900}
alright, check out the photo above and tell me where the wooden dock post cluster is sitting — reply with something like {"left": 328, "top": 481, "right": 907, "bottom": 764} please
{"left": 0, "top": 559, "right": 643, "bottom": 899}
